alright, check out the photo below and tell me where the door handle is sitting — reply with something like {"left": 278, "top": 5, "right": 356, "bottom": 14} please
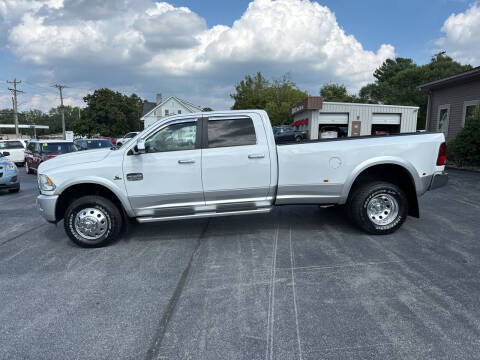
{"left": 178, "top": 159, "right": 195, "bottom": 164}
{"left": 248, "top": 154, "right": 265, "bottom": 159}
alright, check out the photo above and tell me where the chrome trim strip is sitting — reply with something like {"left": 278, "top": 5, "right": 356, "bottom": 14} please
{"left": 276, "top": 194, "right": 339, "bottom": 199}
{"left": 205, "top": 196, "right": 273, "bottom": 205}
{"left": 137, "top": 207, "right": 272, "bottom": 223}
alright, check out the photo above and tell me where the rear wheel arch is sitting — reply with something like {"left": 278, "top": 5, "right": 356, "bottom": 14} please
{"left": 346, "top": 163, "right": 419, "bottom": 218}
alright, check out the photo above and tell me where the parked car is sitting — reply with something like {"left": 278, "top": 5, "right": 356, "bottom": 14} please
{"left": 273, "top": 125, "right": 307, "bottom": 143}
{"left": 0, "top": 139, "right": 26, "bottom": 166}
{"left": 74, "top": 138, "right": 114, "bottom": 151}
{"left": 0, "top": 151, "right": 19, "bottom": 193}
{"left": 116, "top": 132, "right": 139, "bottom": 147}
{"left": 36, "top": 110, "right": 448, "bottom": 247}
{"left": 25, "top": 140, "right": 77, "bottom": 174}
{"left": 319, "top": 125, "right": 349, "bottom": 139}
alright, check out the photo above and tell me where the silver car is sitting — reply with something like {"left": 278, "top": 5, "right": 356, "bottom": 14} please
{"left": 0, "top": 151, "right": 20, "bottom": 193}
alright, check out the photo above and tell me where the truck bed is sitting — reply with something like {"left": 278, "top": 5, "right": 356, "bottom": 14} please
{"left": 275, "top": 131, "right": 445, "bottom": 205}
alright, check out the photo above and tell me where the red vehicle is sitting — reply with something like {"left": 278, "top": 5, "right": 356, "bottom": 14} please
{"left": 25, "top": 140, "right": 77, "bottom": 174}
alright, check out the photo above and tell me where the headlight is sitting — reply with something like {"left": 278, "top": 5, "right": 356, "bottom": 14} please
{"left": 38, "top": 174, "right": 56, "bottom": 192}
{"left": 6, "top": 162, "right": 16, "bottom": 171}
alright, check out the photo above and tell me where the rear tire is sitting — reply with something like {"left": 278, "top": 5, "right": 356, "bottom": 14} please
{"left": 347, "top": 181, "right": 408, "bottom": 235}
{"left": 64, "top": 195, "right": 123, "bottom": 248}
{"left": 295, "top": 136, "right": 302, "bottom": 142}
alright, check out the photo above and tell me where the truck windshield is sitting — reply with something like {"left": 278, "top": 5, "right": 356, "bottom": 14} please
{"left": 41, "top": 143, "right": 77, "bottom": 153}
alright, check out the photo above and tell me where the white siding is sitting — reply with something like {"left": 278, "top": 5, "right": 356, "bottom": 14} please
{"left": 304, "top": 102, "right": 418, "bottom": 139}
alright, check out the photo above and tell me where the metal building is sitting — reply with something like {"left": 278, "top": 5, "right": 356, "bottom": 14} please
{"left": 291, "top": 97, "right": 419, "bottom": 140}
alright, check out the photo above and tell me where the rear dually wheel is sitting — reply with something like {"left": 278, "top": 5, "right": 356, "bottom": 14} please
{"left": 348, "top": 181, "right": 408, "bottom": 235}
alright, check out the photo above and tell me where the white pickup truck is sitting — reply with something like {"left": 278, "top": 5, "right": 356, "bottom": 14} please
{"left": 36, "top": 110, "right": 448, "bottom": 247}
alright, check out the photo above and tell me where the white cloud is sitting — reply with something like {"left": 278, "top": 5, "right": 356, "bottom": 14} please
{"left": 437, "top": 3, "right": 480, "bottom": 65}
{"left": 3, "top": 0, "right": 395, "bottom": 110}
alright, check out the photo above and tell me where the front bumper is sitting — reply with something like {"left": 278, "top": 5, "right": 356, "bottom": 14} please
{"left": 0, "top": 172, "right": 19, "bottom": 189}
{"left": 36, "top": 194, "right": 59, "bottom": 223}
{"left": 429, "top": 171, "right": 448, "bottom": 190}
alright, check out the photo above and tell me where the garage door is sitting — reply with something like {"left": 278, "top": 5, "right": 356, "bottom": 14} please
{"left": 318, "top": 113, "right": 349, "bottom": 124}
{"left": 372, "top": 113, "right": 401, "bottom": 125}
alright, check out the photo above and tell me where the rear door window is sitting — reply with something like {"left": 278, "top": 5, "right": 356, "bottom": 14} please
{"left": 207, "top": 118, "right": 256, "bottom": 148}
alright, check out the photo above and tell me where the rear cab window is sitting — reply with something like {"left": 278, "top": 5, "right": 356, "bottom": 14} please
{"left": 207, "top": 117, "right": 256, "bottom": 148}
{"left": 0, "top": 141, "right": 24, "bottom": 149}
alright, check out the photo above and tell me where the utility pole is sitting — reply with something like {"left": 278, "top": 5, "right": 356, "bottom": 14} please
{"left": 52, "top": 84, "right": 67, "bottom": 139}
{"left": 7, "top": 79, "right": 23, "bottom": 138}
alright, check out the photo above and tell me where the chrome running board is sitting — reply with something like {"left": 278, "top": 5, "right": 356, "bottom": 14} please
{"left": 136, "top": 207, "right": 272, "bottom": 223}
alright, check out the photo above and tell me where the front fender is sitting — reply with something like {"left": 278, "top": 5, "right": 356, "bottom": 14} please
{"left": 55, "top": 176, "right": 135, "bottom": 217}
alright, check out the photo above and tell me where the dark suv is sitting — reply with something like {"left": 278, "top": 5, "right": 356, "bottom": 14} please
{"left": 25, "top": 140, "right": 77, "bottom": 174}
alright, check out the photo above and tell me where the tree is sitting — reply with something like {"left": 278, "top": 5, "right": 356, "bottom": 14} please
{"left": 373, "top": 58, "right": 415, "bottom": 83}
{"left": 359, "top": 53, "right": 472, "bottom": 129}
{"left": 73, "top": 89, "right": 143, "bottom": 137}
{"left": 231, "top": 72, "right": 307, "bottom": 125}
{"left": 202, "top": 107, "right": 213, "bottom": 112}
{"left": 320, "top": 83, "right": 358, "bottom": 102}
{"left": 449, "top": 106, "right": 480, "bottom": 166}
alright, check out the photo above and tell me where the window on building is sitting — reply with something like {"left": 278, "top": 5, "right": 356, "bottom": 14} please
{"left": 463, "top": 101, "right": 480, "bottom": 127}
{"left": 207, "top": 118, "right": 256, "bottom": 148}
{"left": 165, "top": 109, "right": 170, "bottom": 116}
{"left": 145, "top": 121, "right": 196, "bottom": 153}
{"left": 178, "top": 110, "right": 182, "bottom": 114}
{"left": 437, "top": 105, "right": 450, "bottom": 136}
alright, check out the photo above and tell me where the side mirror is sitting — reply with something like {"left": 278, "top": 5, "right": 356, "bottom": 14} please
{"left": 134, "top": 139, "right": 146, "bottom": 154}
{"left": 2, "top": 151, "right": 10, "bottom": 156}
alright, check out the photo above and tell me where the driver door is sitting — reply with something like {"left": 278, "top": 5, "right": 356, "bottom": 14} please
{"left": 122, "top": 118, "right": 204, "bottom": 217}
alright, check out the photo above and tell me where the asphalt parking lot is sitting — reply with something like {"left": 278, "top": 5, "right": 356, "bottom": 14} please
{"left": 1, "top": 169, "right": 480, "bottom": 359}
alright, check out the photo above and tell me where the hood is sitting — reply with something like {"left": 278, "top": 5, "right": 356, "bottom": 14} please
{"left": 38, "top": 148, "right": 112, "bottom": 173}
{"left": 0, "top": 157, "right": 12, "bottom": 166}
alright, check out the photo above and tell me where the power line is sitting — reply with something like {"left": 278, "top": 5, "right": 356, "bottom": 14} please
{"left": 7, "top": 79, "right": 23, "bottom": 137}
{"left": 52, "top": 84, "right": 68, "bottom": 139}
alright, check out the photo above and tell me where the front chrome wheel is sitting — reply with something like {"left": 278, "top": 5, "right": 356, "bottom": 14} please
{"left": 366, "top": 193, "right": 399, "bottom": 226}
{"left": 74, "top": 207, "right": 109, "bottom": 241}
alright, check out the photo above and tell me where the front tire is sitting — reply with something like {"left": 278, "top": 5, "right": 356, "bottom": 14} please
{"left": 64, "top": 195, "right": 123, "bottom": 247}
{"left": 8, "top": 186, "right": 20, "bottom": 193}
{"left": 347, "top": 181, "right": 408, "bottom": 235}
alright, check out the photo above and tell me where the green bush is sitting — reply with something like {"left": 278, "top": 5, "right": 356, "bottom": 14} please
{"left": 448, "top": 107, "right": 480, "bottom": 166}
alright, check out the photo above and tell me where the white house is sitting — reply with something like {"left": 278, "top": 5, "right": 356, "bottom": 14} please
{"left": 141, "top": 93, "right": 203, "bottom": 128}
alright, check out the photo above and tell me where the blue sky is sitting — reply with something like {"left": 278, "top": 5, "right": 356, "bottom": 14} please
{"left": 0, "top": 0, "right": 478, "bottom": 111}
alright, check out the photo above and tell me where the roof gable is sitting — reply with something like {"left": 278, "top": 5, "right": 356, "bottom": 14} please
{"left": 140, "top": 96, "right": 203, "bottom": 120}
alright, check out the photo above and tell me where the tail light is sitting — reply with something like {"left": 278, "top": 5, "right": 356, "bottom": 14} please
{"left": 436, "top": 142, "right": 447, "bottom": 165}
